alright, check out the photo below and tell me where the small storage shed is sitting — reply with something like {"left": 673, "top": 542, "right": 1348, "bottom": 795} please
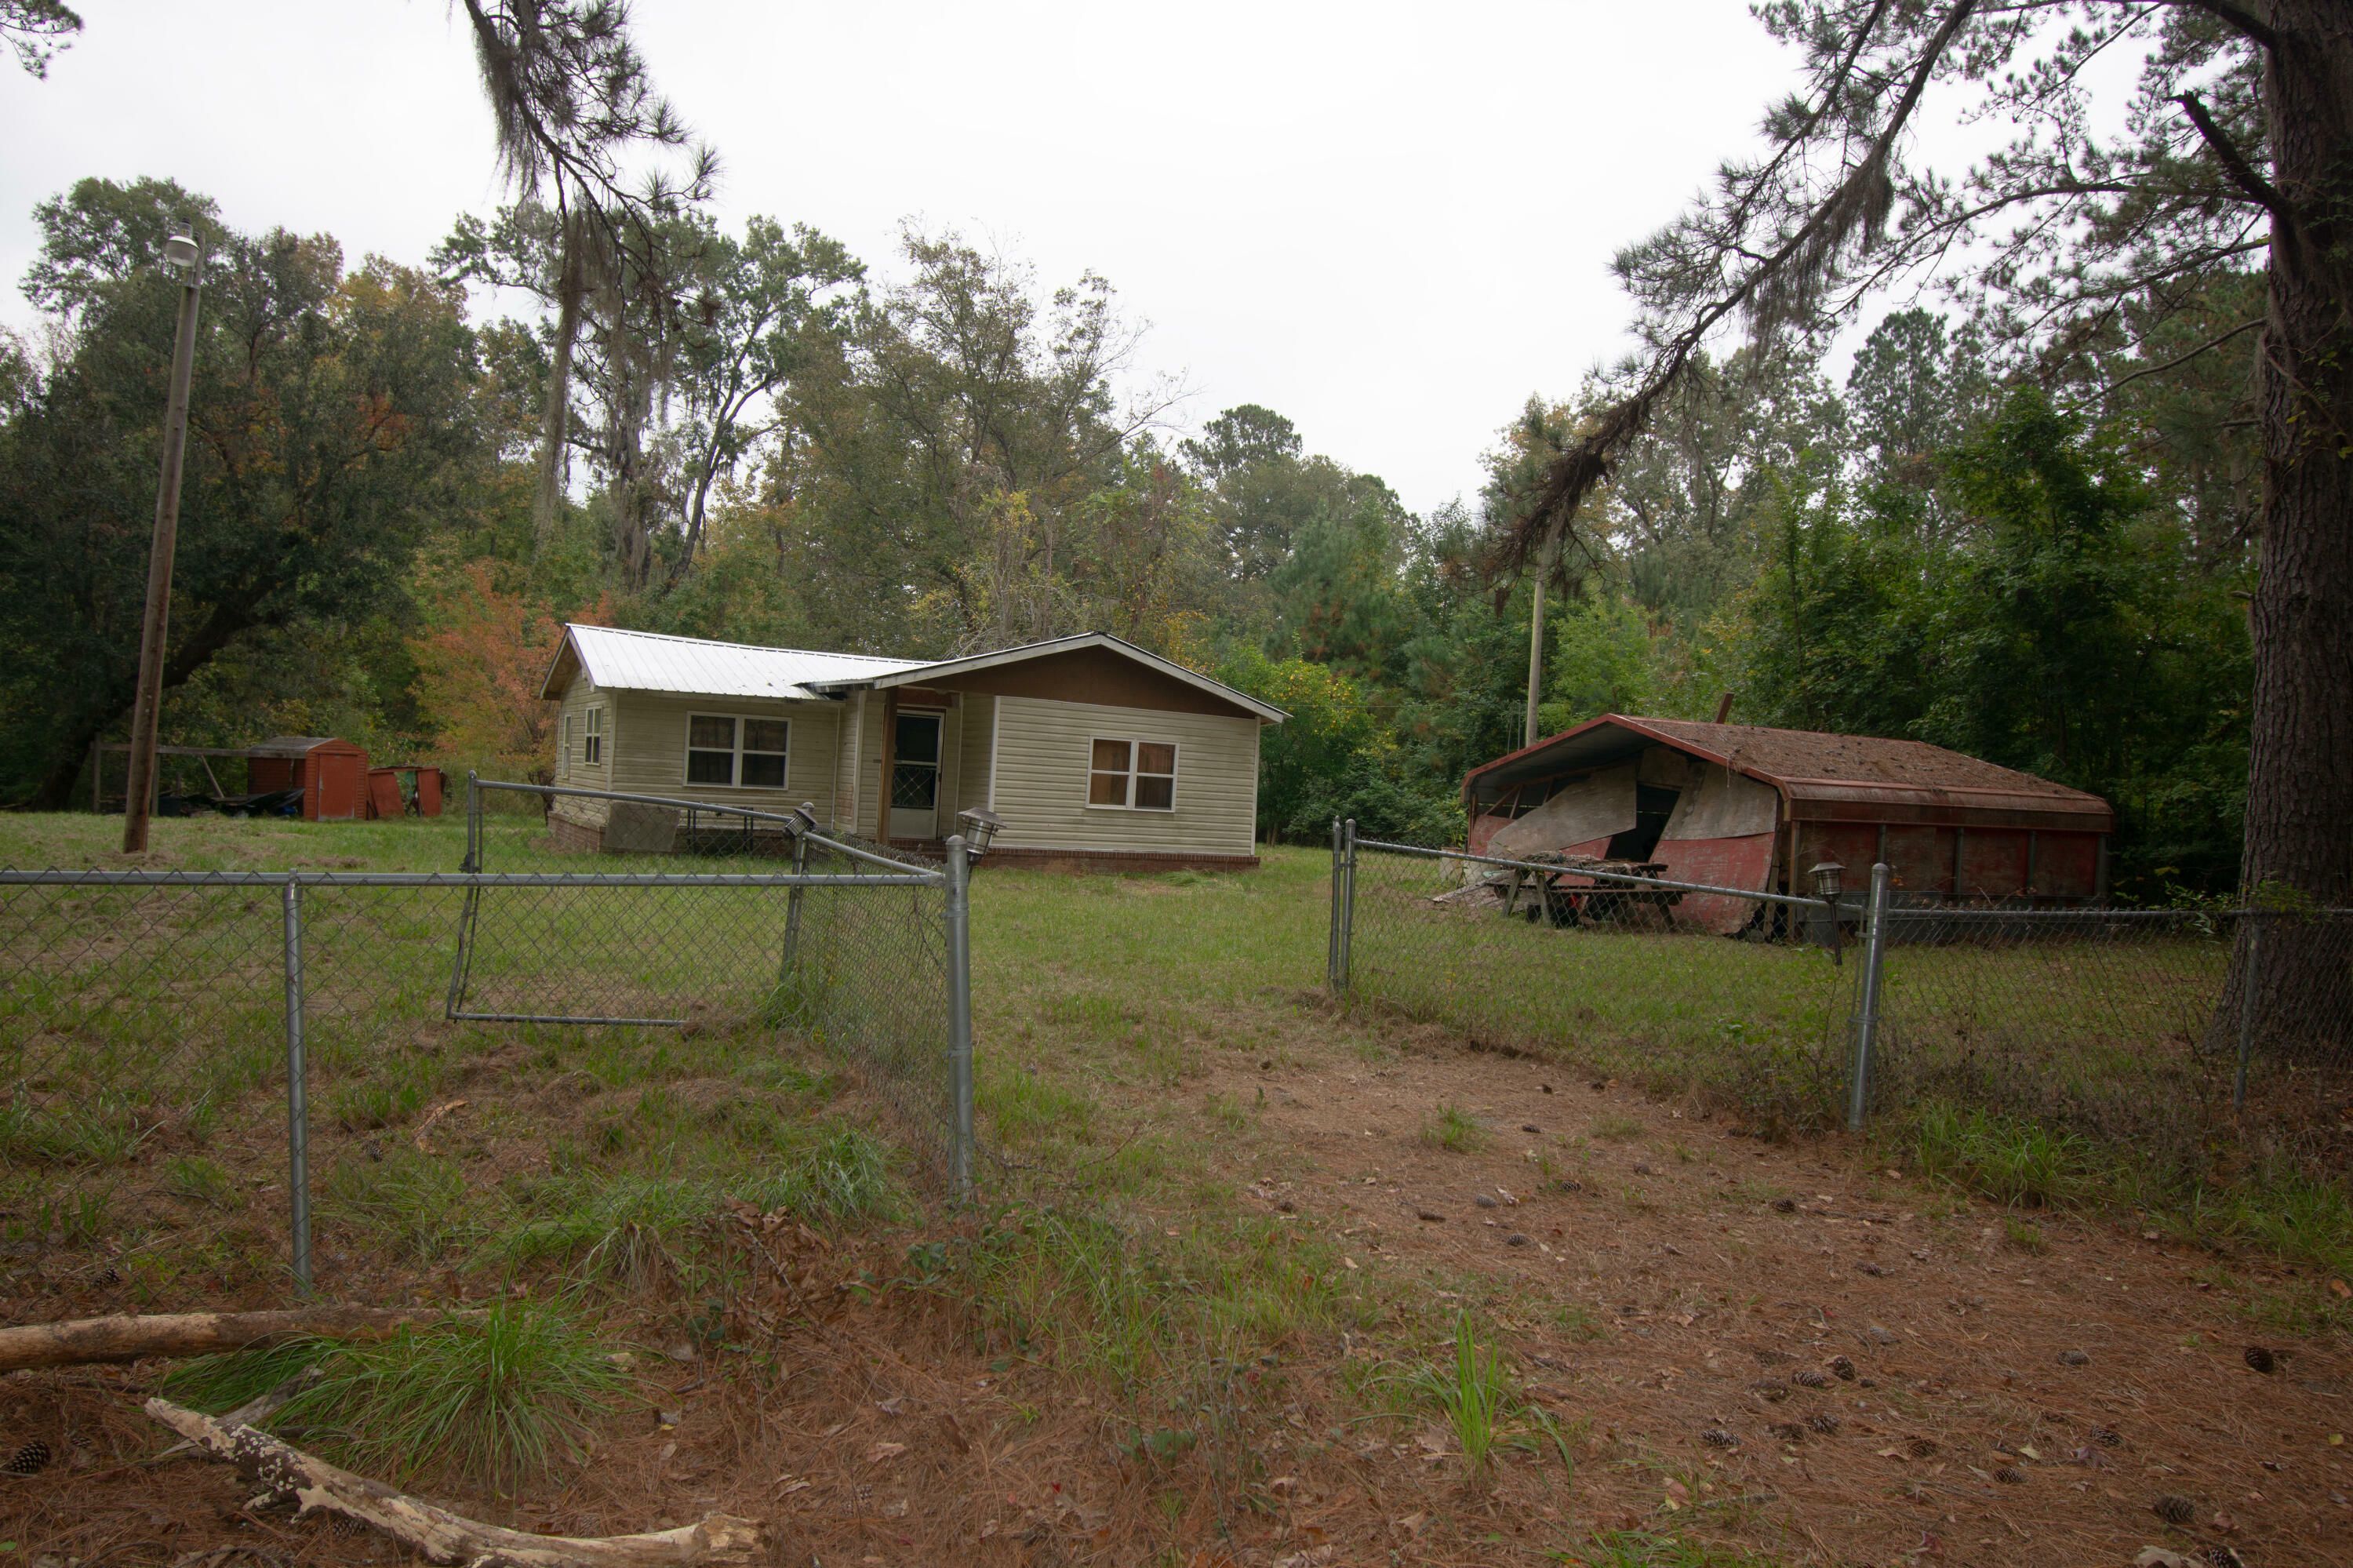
{"left": 1462, "top": 715, "right": 2115, "bottom": 932}
{"left": 245, "top": 737, "right": 369, "bottom": 821}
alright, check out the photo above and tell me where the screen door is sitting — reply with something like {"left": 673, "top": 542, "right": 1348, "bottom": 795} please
{"left": 888, "top": 711, "right": 942, "bottom": 839}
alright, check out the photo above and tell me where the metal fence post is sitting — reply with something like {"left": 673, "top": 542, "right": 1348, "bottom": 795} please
{"left": 463, "top": 769, "right": 482, "bottom": 873}
{"left": 1327, "top": 818, "right": 1343, "bottom": 994}
{"left": 2234, "top": 912, "right": 2260, "bottom": 1113}
{"left": 1337, "top": 819, "right": 1358, "bottom": 995}
{"left": 281, "top": 877, "right": 313, "bottom": 1293}
{"left": 782, "top": 809, "right": 811, "bottom": 971}
{"left": 944, "top": 834, "right": 975, "bottom": 1202}
{"left": 1846, "top": 861, "right": 1892, "bottom": 1133}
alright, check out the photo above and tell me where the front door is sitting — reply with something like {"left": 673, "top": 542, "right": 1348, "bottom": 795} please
{"left": 888, "top": 712, "right": 942, "bottom": 840}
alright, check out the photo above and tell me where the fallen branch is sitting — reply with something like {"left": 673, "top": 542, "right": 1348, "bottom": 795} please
{"left": 0, "top": 1306, "right": 484, "bottom": 1373}
{"left": 145, "top": 1396, "right": 766, "bottom": 1567}
{"left": 150, "top": 1364, "right": 323, "bottom": 1464}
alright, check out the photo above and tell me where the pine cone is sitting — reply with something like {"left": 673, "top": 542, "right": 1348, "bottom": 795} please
{"left": 1749, "top": 1380, "right": 1791, "bottom": 1402}
{"left": 2091, "top": 1425, "right": 2122, "bottom": 1448}
{"left": 1793, "top": 1369, "right": 1828, "bottom": 1388}
{"left": 1995, "top": 1465, "right": 2028, "bottom": 1486}
{"left": 2243, "top": 1344, "right": 2278, "bottom": 1375}
{"left": 1701, "top": 1428, "right": 1740, "bottom": 1449}
{"left": 1906, "top": 1436, "right": 1938, "bottom": 1459}
{"left": 3, "top": 1440, "right": 49, "bottom": 1476}
{"left": 1828, "top": 1355, "right": 1857, "bottom": 1381}
{"left": 1767, "top": 1422, "right": 1807, "bottom": 1443}
{"left": 2153, "top": 1493, "right": 2197, "bottom": 1525}
{"left": 1806, "top": 1413, "right": 1841, "bottom": 1435}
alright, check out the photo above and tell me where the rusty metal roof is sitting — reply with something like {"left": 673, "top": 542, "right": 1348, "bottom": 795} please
{"left": 1464, "top": 715, "right": 2114, "bottom": 831}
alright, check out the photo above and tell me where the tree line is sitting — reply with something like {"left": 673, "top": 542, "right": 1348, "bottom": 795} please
{"left": 0, "top": 174, "right": 2259, "bottom": 902}
{"left": 0, "top": 2, "right": 2338, "bottom": 951}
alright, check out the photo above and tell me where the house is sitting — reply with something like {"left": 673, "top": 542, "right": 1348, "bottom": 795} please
{"left": 1460, "top": 715, "right": 2115, "bottom": 933}
{"left": 536, "top": 627, "right": 1286, "bottom": 871}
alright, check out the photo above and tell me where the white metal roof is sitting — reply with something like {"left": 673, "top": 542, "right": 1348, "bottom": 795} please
{"left": 542, "top": 624, "right": 928, "bottom": 702}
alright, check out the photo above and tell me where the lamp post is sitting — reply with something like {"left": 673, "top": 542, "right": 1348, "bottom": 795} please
{"left": 122, "top": 231, "right": 205, "bottom": 853}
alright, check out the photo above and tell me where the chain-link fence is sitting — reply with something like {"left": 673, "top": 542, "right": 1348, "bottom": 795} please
{"left": 1860, "top": 897, "right": 2353, "bottom": 1184}
{"left": 1328, "top": 824, "right": 2353, "bottom": 1178}
{"left": 1329, "top": 825, "right": 1859, "bottom": 1121}
{"left": 2, "top": 788, "right": 975, "bottom": 1302}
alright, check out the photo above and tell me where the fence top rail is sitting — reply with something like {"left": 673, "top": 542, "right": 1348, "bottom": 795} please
{"left": 1878, "top": 904, "right": 2353, "bottom": 922}
{"left": 471, "top": 777, "right": 937, "bottom": 877}
{"left": 0, "top": 868, "right": 937, "bottom": 890}
{"left": 1353, "top": 836, "right": 1834, "bottom": 911}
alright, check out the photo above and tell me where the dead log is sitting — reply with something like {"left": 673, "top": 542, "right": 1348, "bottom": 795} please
{"left": 145, "top": 1396, "right": 766, "bottom": 1567}
{"left": 0, "top": 1306, "right": 484, "bottom": 1373}
{"left": 151, "top": 1364, "right": 323, "bottom": 1464}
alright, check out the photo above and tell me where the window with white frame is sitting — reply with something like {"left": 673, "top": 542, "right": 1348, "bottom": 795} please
{"left": 583, "top": 705, "right": 605, "bottom": 766}
{"left": 1087, "top": 737, "right": 1176, "bottom": 810}
{"left": 686, "top": 714, "right": 789, "bottom": 788}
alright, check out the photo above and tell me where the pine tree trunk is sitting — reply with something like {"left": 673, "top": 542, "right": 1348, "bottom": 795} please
{"left": 530, "top": 265, "right": 583, "bottom": 566}
{"left": 2231, "top": 2, "right": 2353, "bottom": 1064}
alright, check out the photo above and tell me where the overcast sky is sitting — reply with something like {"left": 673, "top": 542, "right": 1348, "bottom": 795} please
{"left": 5, "top": 2, "right": 1854, "bottom": 515}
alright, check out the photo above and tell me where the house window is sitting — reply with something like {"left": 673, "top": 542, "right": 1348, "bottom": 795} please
{"left": 583, "top": 706, "right": 605, "bottom": 766}
{"left": 1087, "top": 737, "right": 1176, "bottom": 811}
{"left": 685, "top": 714, "right": 789, "bottom": 788}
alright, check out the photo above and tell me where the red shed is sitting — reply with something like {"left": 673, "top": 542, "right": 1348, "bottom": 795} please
{"left": 1462, "top": 715, "right": 2115, "bottom": 933}
{"left": 246, "top": 736, "right": 369, "bottom": 821}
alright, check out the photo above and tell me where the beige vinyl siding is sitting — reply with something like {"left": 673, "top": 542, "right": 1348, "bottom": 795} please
{"left": 831, "top": 692, "right": 864, "bottom": 835}
{"left": 988, "top": 695, "right": 1259, "bottom": 857}
{"left": 958, "top": 695, "right": 995, "bottom": 813}
{"left": 549, "top": 675, "right": 612, "bottom": 828}
{"left": 605, "top": 691, "right": 842, "bottom": 820}
{"left": 853, "top": 694, "right": 888, "bottom": 838}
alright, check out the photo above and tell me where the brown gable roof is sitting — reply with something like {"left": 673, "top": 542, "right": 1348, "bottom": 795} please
{"left": 1465, "top": 715, "right": 2112, "bottom": 831}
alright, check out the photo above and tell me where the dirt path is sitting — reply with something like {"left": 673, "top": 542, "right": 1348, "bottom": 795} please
{"left": 1194, "top": 1030, "right": 2353, "bottom": 1566}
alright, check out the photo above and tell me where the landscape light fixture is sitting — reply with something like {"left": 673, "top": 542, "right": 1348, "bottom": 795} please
{"left": 956, "top": 806, "right": 1006, "bottom": 857}
{"left": 787, "top": 802, "right": 820, "bottom": 837}
{"left": 1809, "top": 859, "right": 1846, "bottom": 900}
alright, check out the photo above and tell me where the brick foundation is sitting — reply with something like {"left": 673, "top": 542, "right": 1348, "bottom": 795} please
{"left": 548, "top": 813, "right": 603, "bottom": 854}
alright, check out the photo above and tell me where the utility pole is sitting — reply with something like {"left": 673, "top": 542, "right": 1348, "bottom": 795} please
{"left": 122, "top": 234, "right": 204, "bottom": 853}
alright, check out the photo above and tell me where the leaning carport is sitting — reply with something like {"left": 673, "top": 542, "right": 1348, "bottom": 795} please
{"left": 1461, "top": 715, "right": 2116, "bottom": 932}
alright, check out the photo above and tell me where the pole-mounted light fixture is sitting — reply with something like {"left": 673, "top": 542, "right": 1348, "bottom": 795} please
{"left": 1809, "top": 859, "right": 1846, "bottom": 901}
{"left": 159, "top": 232, "right": 201, "bottom": 282}
{"left": 956, "top": 806, "right": 1005, "bottom": 858}
{"left": 787, "top": 802, "right": 820, "bottom": 838}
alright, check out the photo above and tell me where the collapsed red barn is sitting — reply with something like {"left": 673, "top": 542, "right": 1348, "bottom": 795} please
{"left": 1460, "top": 715, "right": 2115, "bottom": 933}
